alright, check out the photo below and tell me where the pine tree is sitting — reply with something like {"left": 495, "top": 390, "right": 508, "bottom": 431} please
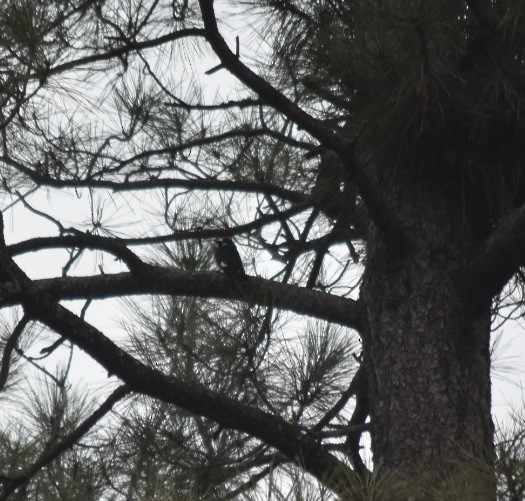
{"left": 0, "top": 0, "right": 524, "bottom": 498}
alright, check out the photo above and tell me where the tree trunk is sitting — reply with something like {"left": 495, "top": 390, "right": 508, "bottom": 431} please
{"left": 359, "top": 160, "right": 495, "bottom": 486}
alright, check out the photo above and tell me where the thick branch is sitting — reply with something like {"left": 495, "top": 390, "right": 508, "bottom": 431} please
{"left": 9, "top": 234, "right": 144, "bottom": 271}
{"left": 199, "top": 0, "right": 343, "bottom": 152}
{"left": 197, "top": 0, "right": 404, "bottom": 249}
{"left": 466, "top": 204, "right": 525, "bottom": 309}
{"left": 23, "top": 294, "right": 355, "bottom": 494}
{"left": 1, "top": 268, "right": 362, "bottom": 330}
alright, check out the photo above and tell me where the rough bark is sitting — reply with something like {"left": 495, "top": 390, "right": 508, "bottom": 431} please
{"left": 359, "top": 157, "right": 495, "bottom": 485}
{"left": 0, "top": 269, "right": 362, "bottom": 329}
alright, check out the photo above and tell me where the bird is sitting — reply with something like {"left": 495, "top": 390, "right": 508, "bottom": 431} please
{"left": 214, "top": 237, "right": 246, "bottom": 278}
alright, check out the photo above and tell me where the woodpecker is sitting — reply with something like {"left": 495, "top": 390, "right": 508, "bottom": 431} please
{"left": 214, "top": 237, "right": 246, "bottom": 277}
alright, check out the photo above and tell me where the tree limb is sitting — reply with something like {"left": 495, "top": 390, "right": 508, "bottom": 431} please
{"left": 111, "top": 127, "right": 312, "bottom": 170}
{"left": 1, "top": 128, "right": 311, "bottom": 182}
{"left": 9, "top": 233, "right": 145, "bottom": 272}
{"left": 25, "top": 293, "right": 356, "bottom": 494}
{"left": 165, "top": 96, "right": 263, "bottom": 111}
{"left": 0, "top": 156, "right": 306, "bottom": 204}
{"left": 224, "top": 458, "right": 286, "bottom": 500}
{"left": 197, "top": 0, "right": 405, "bottom": 250}
{"left": 0, "top": 213, "right": 358, "bottom": 495}
{"left": 7, "top": 203, "right": 310, "bottom": 254}
{"left": 0, "top": 316, "right": 29, "bottom": 391}
{"left": 465, "top": 203, "right": 525, "bottom": 309}
{"left": 44, "top": 29, "right": 206, "bottom": 79}
{"left": 0, "top": 268, "right": 362, "bottom": 331}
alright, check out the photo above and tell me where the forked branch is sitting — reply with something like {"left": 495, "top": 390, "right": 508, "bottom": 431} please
{"left": 0, "top": 212, "right": 358, "bottom": 495}
{"left": 197, "top": 0, "right": 405, "bottom": 250}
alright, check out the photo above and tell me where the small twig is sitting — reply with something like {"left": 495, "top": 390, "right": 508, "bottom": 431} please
{"left": 15, "top": 191, "right": 64, "bottom": 232}
{"left": 14, "top": 348, "right": 63, "bottom": 387}
{"left": 39, "top": 337, "right": 65, "bottom": 358}
{"left": 205, "top": 35, "right": 240, "bottom": 74}
{"left": 62, "top": 248, "right": 84, "bottom": 277}
{"left": 80, "top": 299, "right": 92, "bottom": 320}
{"left": 38, "top": 300, "right": 91, "bottom": 358}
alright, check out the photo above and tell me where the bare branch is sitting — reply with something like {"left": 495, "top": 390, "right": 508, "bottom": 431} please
{"left": 8, "top": 233, "right": 145, "bottom": 272}
{"left": 0, "top": 156, "right": 306, "bottom": 204}
{"left": 111, "top": 127, "right": 312, "bottom": 170}
{"left": 44, "top": 29, "right": 206, "bottom": 79}
{"left": 1, "top": 268, "right": 362, "bottom": 331}
{"left": 14, "top": 348, "right": 63, "bottom": 387}
{"left": 7, "top": 203, "right": 310, "bottom": 253}
{"left": 165, "top": 97, "right": 263, "bottom": 111}
{"left": 224, "top": 458, "right": 287, "bottom": 500}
